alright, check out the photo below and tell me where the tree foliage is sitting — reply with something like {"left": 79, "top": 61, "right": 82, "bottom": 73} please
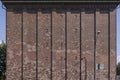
{"left": 0, "top": 42, "right": 6, "bottom": 80}
{"left": 117, "top": 62, "right": 120, "bottom": 75}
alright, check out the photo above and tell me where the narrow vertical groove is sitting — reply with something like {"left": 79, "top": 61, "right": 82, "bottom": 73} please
{"left": 50, "top": 9, "right": 53, "bottom": 80}
{"left": 21, "top": 9, "right": 23, "bottom": 80}
{"left": 80, "top": 9, "right": 82, "bottom": 80}
{"left": 85, "top": 59, "right": 87, "bottom": 80}
{"left": 36, "top": 10, "right": 38, "bottom": 80}
{"left": 65, "top": 10, "right": 67, "bottom": 80}
{"left": 94, "top": 8, "right": 96, "bottom": 80}
{"left": 108, "top": 10, "right": 110, "bottom": 80}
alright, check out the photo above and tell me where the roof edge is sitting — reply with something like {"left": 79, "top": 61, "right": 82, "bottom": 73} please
{"left": 2, "top": 1, "right": 120, "bottom": 3}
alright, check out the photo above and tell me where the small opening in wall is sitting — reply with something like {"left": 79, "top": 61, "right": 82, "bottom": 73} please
{"left": 96, "top": 64, "right": 104, "bottom": 70}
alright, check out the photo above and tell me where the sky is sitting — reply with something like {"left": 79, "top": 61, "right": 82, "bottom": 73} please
{"left": 0, "top": 1, "right": 6, "bottom": 42}
{"left": 117, "top": 7, "right": 120, "bottom": 63}
{"left": 0, "top": 1, "right": 120, "bottom": 63}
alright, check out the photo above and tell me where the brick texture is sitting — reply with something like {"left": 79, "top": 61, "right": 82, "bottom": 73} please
{"left": 6, "top": 5, "right": 117, "bottom": 80}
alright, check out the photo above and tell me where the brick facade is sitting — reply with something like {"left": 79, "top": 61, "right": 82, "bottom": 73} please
{"left": 3, "top": 2, "right": 118, "bottom": 80}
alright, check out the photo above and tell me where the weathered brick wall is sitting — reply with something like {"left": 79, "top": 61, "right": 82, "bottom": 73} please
{"left": 110, "top": 9, "right": 116, "bottom": 80}
{"left": 6, "top": 6, "right": 116, "bottom": 80}
{"left": 7, "top": 10, "right": 22, "bottom": 80}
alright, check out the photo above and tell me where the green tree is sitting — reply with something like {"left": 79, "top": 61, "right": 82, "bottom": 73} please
{"left": 117, "top": 62, "right": 120, "bottom": 75}
{"left": 0, "top": 41, "right": 6, "bottom": 80}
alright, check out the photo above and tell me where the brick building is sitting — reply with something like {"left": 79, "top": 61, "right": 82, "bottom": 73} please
{"left": 2, "top": 0, "right": 120, "bottom": 80}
